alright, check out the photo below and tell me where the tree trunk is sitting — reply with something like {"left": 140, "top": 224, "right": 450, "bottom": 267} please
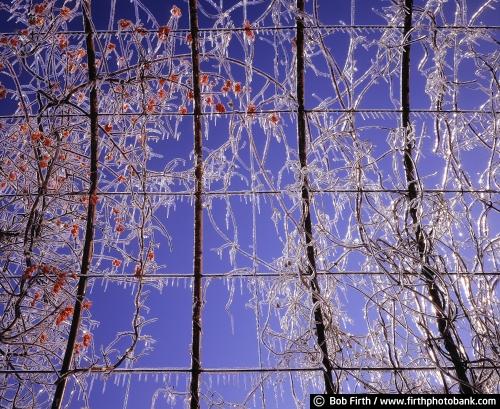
{"left": 51, "top": 1, "right": 99, "bottom": 407}
{"left": 188, "top": 0, "right": 204, "bottom": 407}
{"left": 400, "top": 0, "right": 474, "bottom": 394}
{"left": 296, "top": 0, "right": 336, "bottom": 394}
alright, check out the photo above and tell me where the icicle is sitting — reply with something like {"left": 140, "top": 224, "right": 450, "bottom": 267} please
{"left": 89, "top": 375, "right": 95, "bottom": 396}
{"left": 225, "top": 200, "right": 230, "bottom": 230}
{"left": 123, "top": 374, "right": 131, "bottom": 409}
{"left": 229, "top": 244, "right": 236, "bottom": 266}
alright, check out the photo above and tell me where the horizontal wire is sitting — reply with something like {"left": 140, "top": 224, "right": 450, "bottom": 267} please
{"left": 3, "top": 271, "right": 499, "bottom": 280}
{"left": 1, "top": 189, "right": 497, "bottom": 199}
{"left": 1, "top": 24, "right": 498, "bottom": 37}
{"left": 0, "top": 109, "right": 496, "bottom": 120}
{"left": 1, "top": 365, "right": 498, "bottom": 375}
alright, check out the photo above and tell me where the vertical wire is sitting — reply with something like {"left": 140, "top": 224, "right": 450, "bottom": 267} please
{"left": 250, "top": 131, "right": 267, "bottom": 407}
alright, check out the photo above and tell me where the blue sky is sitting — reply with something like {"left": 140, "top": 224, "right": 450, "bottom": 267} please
{"left": 0, "top": 0, "right": 498, "bottom": 407}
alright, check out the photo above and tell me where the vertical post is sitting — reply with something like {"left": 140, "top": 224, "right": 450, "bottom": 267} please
{"left": 51, "top": 1, "right": 99, "bottom": 407}
{"left": 188, "top": 1, "right": 204, "bottom": 408}
{"left": 400, "top": 0, "right": 474, "bottom": 394}
{"left": 296, "top": 0, "right": 336, "bottom": 394}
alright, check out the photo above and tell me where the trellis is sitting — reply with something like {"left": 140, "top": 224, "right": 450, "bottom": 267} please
{"left": 0, "top": 0, "right": 498, "bottom": 408}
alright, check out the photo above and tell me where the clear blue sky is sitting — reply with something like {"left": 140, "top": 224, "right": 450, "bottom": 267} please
{"left": 0, "top": 0, "right": 498, "bottom": 407}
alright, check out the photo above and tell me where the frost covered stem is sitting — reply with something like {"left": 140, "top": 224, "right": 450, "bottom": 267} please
{"left": 188, "top": 1, "right": 204, "bottom": 408}
{"left": 50, "top": 1, "right": 99, "bottom": 408}
{"left": 400, "top": 0, "right": 474, "bottom": 394}
{"left": 296, "top": 0, "right": 336, "bottom": 394}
